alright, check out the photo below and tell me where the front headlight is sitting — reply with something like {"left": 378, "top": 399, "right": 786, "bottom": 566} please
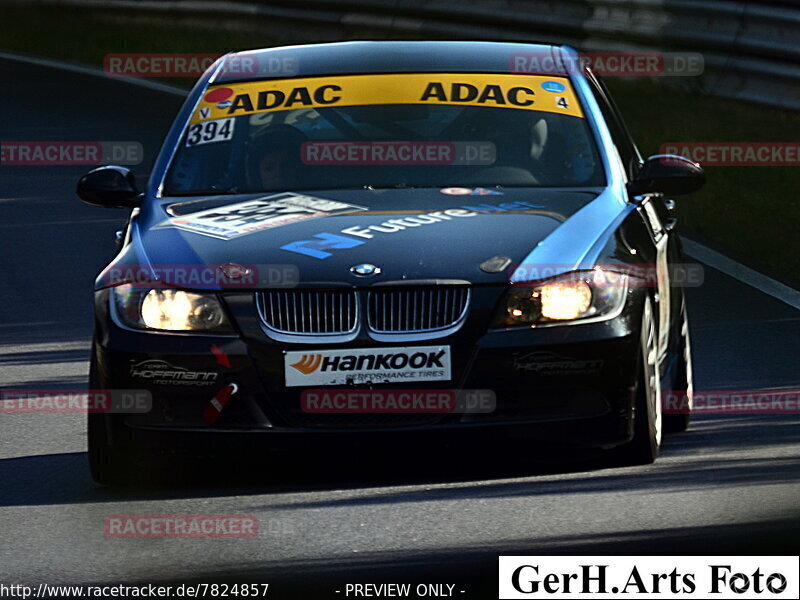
{"left": 111, "top": 284, "right": 234, "bottom": 333}
{"left": 493, "top": 269, "right": 629, "bottom": 328}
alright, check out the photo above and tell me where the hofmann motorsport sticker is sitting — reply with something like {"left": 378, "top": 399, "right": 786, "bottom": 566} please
{"left": 159, "top": 193, "right": 366, "bottom": 240}
{"left": 285, "top": 346, "right": 451, "bottom": 387}
{"left": 129, "top": 359, "right": 219, "bottom": 387}
{"left": 191, "top": 73, "right": 584, "bottom": 123}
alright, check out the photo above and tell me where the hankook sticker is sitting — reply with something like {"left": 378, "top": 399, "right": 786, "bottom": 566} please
{"left": 284, "top": 346, "right": 452, "bottom": 387}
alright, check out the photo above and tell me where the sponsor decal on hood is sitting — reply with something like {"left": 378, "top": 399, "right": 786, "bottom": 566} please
{"left": 157, "top": 192, "right": 365, "bottom": 240}
{"left": 280, "top": 199, "right": 551, "bottom": 259}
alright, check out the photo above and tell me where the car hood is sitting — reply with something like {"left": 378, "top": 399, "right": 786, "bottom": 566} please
{"left": 105, "top": 187, "right": 606, "bottom": 289}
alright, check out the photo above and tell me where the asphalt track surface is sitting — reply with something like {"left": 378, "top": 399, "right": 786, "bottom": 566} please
{"left": 1, "top": 56, "right": 799, "bottom": 598}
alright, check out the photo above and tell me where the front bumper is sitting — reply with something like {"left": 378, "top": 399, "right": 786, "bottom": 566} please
{"left": 92, "top": 286, "right": 645, "bottom": 451}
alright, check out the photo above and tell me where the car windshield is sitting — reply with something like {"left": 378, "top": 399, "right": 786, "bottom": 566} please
{"left": 163, "top": 73, "right": 605, "bottom": 195}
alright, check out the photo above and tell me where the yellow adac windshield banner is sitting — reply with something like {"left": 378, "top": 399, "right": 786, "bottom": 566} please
{"left": 191, "top": 73, "right": 584, "bottom": 123}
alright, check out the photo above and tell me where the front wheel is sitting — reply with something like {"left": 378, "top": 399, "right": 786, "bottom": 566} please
{"left": 87, "top": 349, "right": 131, "bottom": 486}
{"left": 615, "top": 298, "right": 662, "bottom": 466}
{"left": 87, "top": 412, "right": 131, "bottom": 486}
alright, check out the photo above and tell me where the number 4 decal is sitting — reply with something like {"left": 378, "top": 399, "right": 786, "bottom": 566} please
{"left": 186, "top": 118, "right": 235, "bottom": 147}
{"left": 556, "top": 97, "right": 570, "bottom": 109}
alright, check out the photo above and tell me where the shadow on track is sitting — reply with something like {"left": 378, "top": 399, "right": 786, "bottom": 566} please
{"left": 2, "top": 413, "right": 799, "bottom": 508}
{"left": 134, "top": 518, "right": 800, "bottom": 600}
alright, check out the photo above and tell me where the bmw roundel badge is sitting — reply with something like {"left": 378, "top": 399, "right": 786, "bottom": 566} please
{"left": 350, "top": 263, "right": 381, "bottom": 277}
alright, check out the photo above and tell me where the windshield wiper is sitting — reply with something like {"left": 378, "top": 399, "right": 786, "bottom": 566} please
{"left": 361, "top": 184, "right": 417, "bottom": 190}
{"left": 163, "top": 186, "right": 242, "bottom": 197}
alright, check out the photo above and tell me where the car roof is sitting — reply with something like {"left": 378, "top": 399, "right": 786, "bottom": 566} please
{"left": 211, "top": 40, "right": 569, "bottom": 83}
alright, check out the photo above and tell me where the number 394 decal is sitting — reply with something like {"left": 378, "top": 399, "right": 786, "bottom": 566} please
{"left": 185, "top": 117, "right": 235, "bottom": 147}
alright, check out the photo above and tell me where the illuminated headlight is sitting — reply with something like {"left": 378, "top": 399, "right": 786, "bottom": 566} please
{"left": 494, "top": 269, "right": 628, "bottom": 327}
{"left": 111, "top": 284, "right": 234, "bottom": 333}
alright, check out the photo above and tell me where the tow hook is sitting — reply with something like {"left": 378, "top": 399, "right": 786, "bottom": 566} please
{"left": 201, "top": 382, "right": 239, "bottom": 426}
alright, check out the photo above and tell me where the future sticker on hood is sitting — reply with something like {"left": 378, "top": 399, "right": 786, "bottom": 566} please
{"left": 160, "top": 193, "right": 366, "bottom": 240}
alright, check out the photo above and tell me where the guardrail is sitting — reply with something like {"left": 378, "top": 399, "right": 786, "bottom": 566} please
{"left": 15, "top": 0, "right": 800, "bottom": 110}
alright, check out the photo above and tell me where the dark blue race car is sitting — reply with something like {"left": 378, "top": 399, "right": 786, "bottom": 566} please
{"left": 78, "top": 41, "right": 704, "bottom": 484}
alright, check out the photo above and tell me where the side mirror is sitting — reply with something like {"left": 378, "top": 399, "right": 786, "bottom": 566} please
{"left": 628, "top": 155, "right": 705, "bottom": 197}
{"left": 77, "top": 166, "right": 142, "bottom": 208}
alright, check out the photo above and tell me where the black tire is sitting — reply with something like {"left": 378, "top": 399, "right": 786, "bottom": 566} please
{"left": 87, "top": 412, "right": 131, "bottom": 486}
{"left": 614, "top": 298, "right": 662, "bottom": 466}
{"left": 664, "top": 298, "right": 693, "bottom": 433}
{"left": 87, "top": 348, "right": 131, "bottom": 486}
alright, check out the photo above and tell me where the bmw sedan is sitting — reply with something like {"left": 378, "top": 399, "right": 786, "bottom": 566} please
{"left": 79, "top": 41, "right": 704, "bottom": 484}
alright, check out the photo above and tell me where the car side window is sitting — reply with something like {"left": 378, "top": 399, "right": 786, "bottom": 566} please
{"left": 584, "top": 69, "right": 643, "bottom": 181}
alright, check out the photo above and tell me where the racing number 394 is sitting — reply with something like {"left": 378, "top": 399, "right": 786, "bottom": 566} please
{"left": 186, "top": 118, "right": 235, "bottom": 147}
